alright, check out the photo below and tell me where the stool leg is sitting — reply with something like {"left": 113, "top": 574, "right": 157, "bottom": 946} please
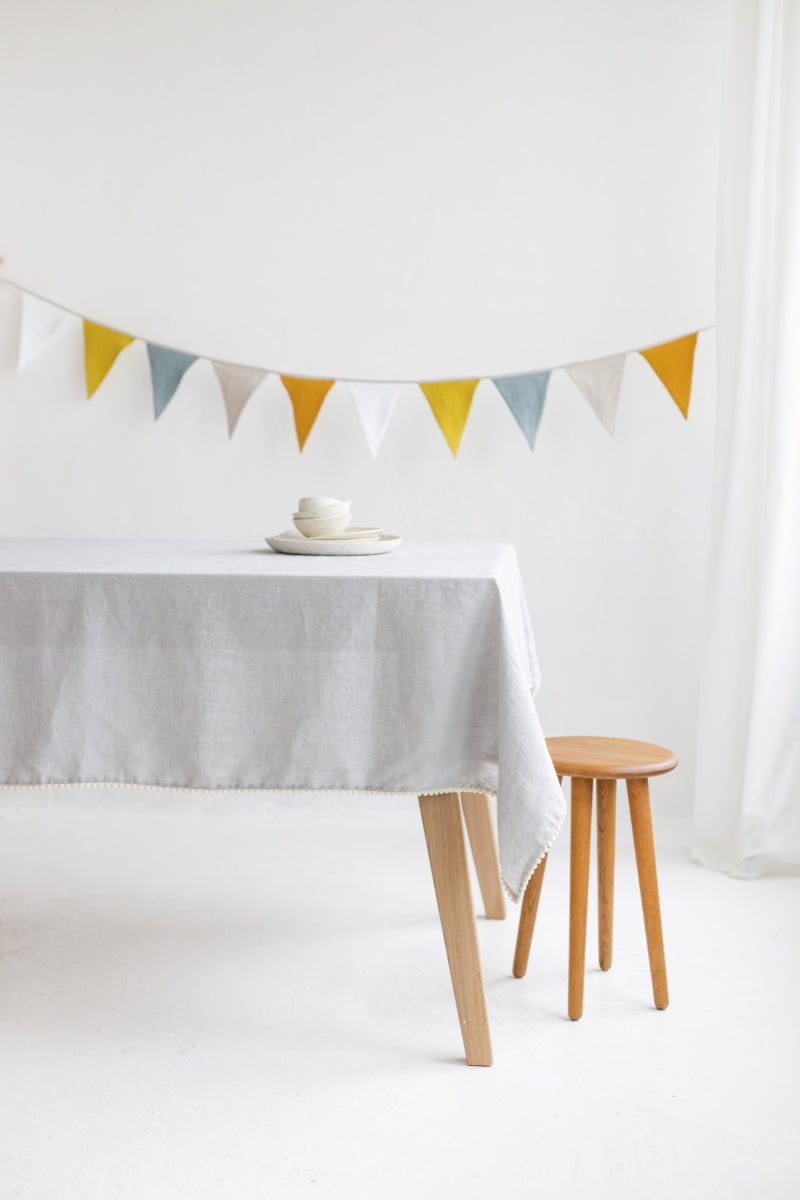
{"left": 512, "top": 775, "right": 560, "bottom": 978}
{"left": 568, "top": 777, "right": 593, "bottom": 1021}
{"left": 596, "top": 779, "right": 616, "bottom": 971}
{"left": 513, "top": 853, "right": 548, "bottom": 977}
{"left": 627, "top": 777, "right": 669, "bottom": 1010}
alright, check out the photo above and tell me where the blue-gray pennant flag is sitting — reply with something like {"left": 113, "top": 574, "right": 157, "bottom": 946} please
{"left": 147, "top": 344, "right": 198, "bottom": 420}
{"left": 493, "top": 372, "right": 551, "bottom": 450}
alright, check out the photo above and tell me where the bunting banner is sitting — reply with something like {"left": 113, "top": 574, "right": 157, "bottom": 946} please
{"left": 346, "top": 381, "right": 404, "bottom": 457}
{"left": 83, "top": 321, "right": 135, "bottom": 398}
{"left": 419, "top": 379, "right": 479, "bottom": 458}
{"left": 212, "top": 361, "right": 268, "bottom": 437}
{"left": 564, "top": 354, "right": 627, "bottom": 435}
{"left": 147, "top": 345, "right": 197, "bottom": 420}
{"left": 9, "top": 282, "right": 704, "bottom": 457}
{"left": 280, "top": 376, "right": 335, "bottom": 450}
{"left": 493, "top": 372, "right": 551, "bottom": 450}
{"left": 18, "top": 293, "right": 68, "bottom": 370}
{"left": 639, "top": 333, "right": 698, "bottom": 419}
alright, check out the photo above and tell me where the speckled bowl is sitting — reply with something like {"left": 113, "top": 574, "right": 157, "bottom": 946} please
{"left": 292, "top": 512, "right": 351, "bottom": 538}
{"left": 296, "top": 497, "right": 351, "bottom": 519}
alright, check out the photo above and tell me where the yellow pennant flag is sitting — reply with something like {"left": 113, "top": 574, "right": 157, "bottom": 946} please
{"left": 639, "top": 333, "right": 698, "bottom": 419}
{"left": 281, "top": 376, "right": 335, "bottom": 450}
{"left": 84, "top": 321, "right": 135, "bottom": 398}
{"left": 420, "top": 380, "right": 479, "bottom": 458}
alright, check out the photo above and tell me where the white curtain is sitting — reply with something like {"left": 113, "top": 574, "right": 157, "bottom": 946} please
{"left": 693, "top": 0, "right": 800, "bottom": 875}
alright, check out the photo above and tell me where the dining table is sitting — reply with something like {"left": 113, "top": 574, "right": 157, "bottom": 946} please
{"left": 0, "top": 538, "right": 566, "bottom": 1065}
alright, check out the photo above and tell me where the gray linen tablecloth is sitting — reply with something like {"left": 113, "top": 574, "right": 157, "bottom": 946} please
{"left": 0, "top": 539, "right": 565, "bottom": 898}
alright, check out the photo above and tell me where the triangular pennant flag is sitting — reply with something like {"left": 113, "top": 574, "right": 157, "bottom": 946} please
{"left": 493, "top": 372, "right": 551, "bottom": 450}
{"left": 84, "top": 321, "right": 135, "bottom": 399}
{"left": 564, "top": 354, "right": 626, "bottom": 434}
{"left": 639, "top": 333, "right": 698, "bottom": 419}
{"left": 147, "top": 344, "right": 198, "bottom": 420}
{"left": 347, "top": 381, "right": 404, "bottom": 457}
{"left": 18, "top": 293, "right": 69, "bottom": 370}
{"left": 280, "top": 376, "right": 335, "bottom": 450}
{"left": 211, "top": 361, "right": 268, "bottom": 437}
{"left": 419, "top": 379, "right": 479, "bottom": 458}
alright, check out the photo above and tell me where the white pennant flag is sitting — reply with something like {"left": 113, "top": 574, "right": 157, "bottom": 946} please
{"left": 564, "top": 353, "right": 627, "bottom": 434}
{"left": 18, "top": 293, "right": 69, "bottom": 370}
{"left": 347, "top": 381, "right": 404, "bottom": 457}
{"left": 211, "top": 361, "right": 268, "bottom": 436}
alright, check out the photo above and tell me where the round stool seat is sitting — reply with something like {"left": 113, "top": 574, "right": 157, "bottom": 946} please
{"left": 546, "top": 736, "right": 678, "bottom": 780}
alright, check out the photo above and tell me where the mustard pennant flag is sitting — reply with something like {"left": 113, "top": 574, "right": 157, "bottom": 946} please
{"left": 83, "top": 321, "right": 135, "bottom": 398}
{"left": 564, "top": 354, "right": 626, "bottom": 434}
{"left": 281, "top": 376, "right": 335, "bottom": 450}
{"left": 211, "top": 361, "right": 268, "bottom": 437}
{"left": 147, "top": 345, "right": 198, "bottom": 420}
{"left": 639, "top": 333, "right": 698, "bottom": 419}
{"left": 18, "top": 293, "right": 69, "bottom": 370}
{"left": 492, "top": 372, "right": 551, "bottom": 450}
{"left": 419, "top": 379, "right": 479, "bottom": 458}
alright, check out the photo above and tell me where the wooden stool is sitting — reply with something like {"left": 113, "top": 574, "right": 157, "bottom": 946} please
{"left": 513, "top": 736, "right": 677, "bottom": 1020}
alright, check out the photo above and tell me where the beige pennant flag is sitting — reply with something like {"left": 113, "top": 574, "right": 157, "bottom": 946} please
{"left": 639, "top": 333, "right": 698, "bottom": 419}
{"left": 212, "top": 362, "right": 268, "bottom": 436}
{"left": 419, "top": 380, "right": 479, "bottom": 458}
{"left": 84, "top": 320, "right": 135, "bottom": 398}
{"left": 564, "top": 354, "right": 626, "bottom": 434}
{"left": 280, "top": 376, "right": 335, "bottom": 450}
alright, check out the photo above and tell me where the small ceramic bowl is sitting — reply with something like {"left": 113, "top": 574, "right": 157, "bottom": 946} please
{"left": 293, "top": 502, "right": 351, "bottom": 521}
{"left": 297, "top": 497, "right": 351, "bottom": 518}
{"left": 293, "top": 513, "right": 351, "bottom": 538}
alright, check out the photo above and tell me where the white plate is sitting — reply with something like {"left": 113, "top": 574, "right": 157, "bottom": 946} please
{"left": 266, "top": 530, "right": 403, "bottom": 556}
{"left": 305, "top": 526, "right": 382, "bottom": 541}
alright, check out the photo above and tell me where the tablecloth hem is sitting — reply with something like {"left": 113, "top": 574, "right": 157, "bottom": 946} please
{"left": 0, "top": 779, "right": 498, "bottom": 798}
{"left": 502, "top": 799, "right": 567, "bottom": 904}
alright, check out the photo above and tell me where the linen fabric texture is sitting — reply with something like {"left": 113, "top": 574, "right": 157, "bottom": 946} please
{"left": 564, "top": 354, "right": 626, "bottom": 434}
{"left": 0, "top": 540, "right": 565, "bottom": 898}
{"left": 346, "top": 381, "right": 404, "bottom": 457}
{"left": 18, "top": 293, "right": 69, "bottom": 370}
{"left": 493, "top": 372, "right": 551, "bottom": 450}
{"left": 692, "top": 0, "right": 800, "bottom": 872}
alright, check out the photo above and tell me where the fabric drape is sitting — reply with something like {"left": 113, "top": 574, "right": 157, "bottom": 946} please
{"left": 0, "top": 539, "right": 565, "bottom": 900}
{"left": 693, "top": 0, "right": 800, "bottom": 874}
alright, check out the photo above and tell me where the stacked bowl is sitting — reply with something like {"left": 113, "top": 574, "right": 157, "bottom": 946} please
{"left": 292, "top": 497, "right": 352, "bottom": 538}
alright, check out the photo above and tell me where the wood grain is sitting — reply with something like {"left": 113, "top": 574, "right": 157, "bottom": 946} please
{"left": 547, "top": 736, "right": 678, "bottom": 780}
{"left": 596, "top": 778, "right": 616, "bottom": 971}
{"left": 568, "top": 777, "right": 593, "bottom": 1021}
{"left": 627, "top": 778, "right": 669, "bottom": 1010}
{"left": 418, "top": 792, "right": 493, "bottom": 1065}
{"left": 512, "top": 854, "right": 548, "bottom": 978}
{"left": 460, "top": 792, "right": 506, "bottom": 920}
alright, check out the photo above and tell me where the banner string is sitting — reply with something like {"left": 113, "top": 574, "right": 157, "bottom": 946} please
{"left": 0, "top": 272, "right": 714, "bottom": 384}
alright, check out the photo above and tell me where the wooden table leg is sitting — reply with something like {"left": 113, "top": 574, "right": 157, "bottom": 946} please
{"left": 627, "top": 778, "right": 669, "bottom": 1010}
{"left": 568, "top": 777, "right": 593, "bottom": 1021}
{"left": 460, "top": 792, "right": 506, "bottom": 920}
{"left": 596, "top": 778, "right": 616, "bottom": 971}
{"left": 419, "top": 793, "right": 493, "bottom": 1066}
{"left": 512, "top": 853, "right": 548, "bottom": 977}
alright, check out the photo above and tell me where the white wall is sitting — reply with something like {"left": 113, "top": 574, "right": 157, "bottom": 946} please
{"left": 0, "top": 0, "right": 724, "bottom": 817}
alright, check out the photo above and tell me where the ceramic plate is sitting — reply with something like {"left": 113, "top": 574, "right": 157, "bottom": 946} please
{"left": 266, "top": 530, "right": 403, "bottom": 556}
{"left": 304, "top": 526, "right": 382, "bottom": 541}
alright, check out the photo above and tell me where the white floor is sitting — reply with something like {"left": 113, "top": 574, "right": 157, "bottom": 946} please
{"left": 0, "top": 790, "right": 798, "bottom": 1200}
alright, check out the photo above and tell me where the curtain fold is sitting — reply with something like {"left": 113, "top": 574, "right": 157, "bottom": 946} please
{"left": 692, "top": 0, "right": 800, "bottom": 874}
